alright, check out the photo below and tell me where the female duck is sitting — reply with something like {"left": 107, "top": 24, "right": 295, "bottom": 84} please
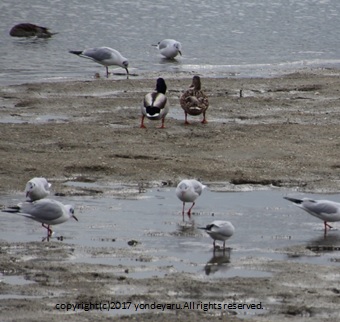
{"left": 179, "top": 75, "right": 209, "bottom": 124}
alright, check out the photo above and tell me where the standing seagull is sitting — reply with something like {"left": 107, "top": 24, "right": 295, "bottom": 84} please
{"left": 2, "top": 199, "right": 78, "bottom": 240}
{"left": 69, "top": 47, "right": 129, "bottom": 77}
{"left": 199, "top": 220, "right": 235, "bottom": 250}
{"left": 141, "top": 78, "right": 169, "bottom": 128}
{"left": 176, "top": 179, "right": 206, "bottom": 220}
{"left": 25, "top": 177, "right": 51, "bottom": 202}
{"left": 156, "top": 39, "right": 182, "bottom": 59}
{"left": 284, "top": 196, "right": 340, "bottom": 235}
{"left": 180, "top": 76, "right": 209, "bottom": 124}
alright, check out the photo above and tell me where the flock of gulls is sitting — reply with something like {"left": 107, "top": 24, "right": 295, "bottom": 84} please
{"left": 2, "top": 176, "right": 340, "bottom": 248}
{"left": 8, "top": 23, "right": 182, "bottom": 78}
{"left": 9, "top": 23, "right": 207, "bottom": 126}
{"left": 6, "top": 23, "right": 340, "bottom": 248}
{"left": 2, "top": 178, "right": 77, "bottom": 241}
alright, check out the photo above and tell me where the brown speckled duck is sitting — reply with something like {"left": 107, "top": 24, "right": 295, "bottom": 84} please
{"left": 179, "top": 75, "right": 209, "bottom": 124}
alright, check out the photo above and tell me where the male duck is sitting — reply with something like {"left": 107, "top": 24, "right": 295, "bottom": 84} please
{"left": 141, "top": 78, "right": 169, "bottom": 128}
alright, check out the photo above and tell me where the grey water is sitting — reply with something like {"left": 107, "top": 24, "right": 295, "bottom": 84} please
{"left": 1, "top": 185, "right": 339, "bottom": 279}
{"left": 1, "top": 0, "right": 340, "bottom": 85}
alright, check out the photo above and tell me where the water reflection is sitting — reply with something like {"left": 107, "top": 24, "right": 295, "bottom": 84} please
{"left": 174, "top": 222, "right": 197, "bottom": 236}
{"left": 307, "top": 233, "right": 340, "bottom": 250}
{"left": 204, "top": 248, "right": 231, "bottom": 276}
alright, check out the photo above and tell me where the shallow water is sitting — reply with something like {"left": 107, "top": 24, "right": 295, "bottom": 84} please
{"left": 1, "top": 184, "right": 339, "bottom": 279}
{"left": 1, "top": 0, "right": 340, "bottom": 85}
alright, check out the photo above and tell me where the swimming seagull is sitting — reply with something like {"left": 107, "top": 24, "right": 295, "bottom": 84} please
{"left": 155, "top": 39, "right": 182, "bottom": 59}
{"left": 25, "top": 177, "right": 51, "bottom": 202}
{"left": 69, "top": 47, "right": 129, "bottom": 77}
{"left": 284, "top": 196, "right": 340, "bottom": 235}
{"left": 141, "top": 78, "right": 169, "bottom": 128}
{"left": 199, "top": 220, "right": 235, "bottom": 250}
{"left": 9, "top": 23, "right": 57, "bottom": 38}
{"left": 175, "top": 179, "right": 206, "bottom": 220}
{"left": 180, "top": 75, "right": 209, "bottom": 124}
{"left": 2, "top": 199, "right": 78, "bottom": 239}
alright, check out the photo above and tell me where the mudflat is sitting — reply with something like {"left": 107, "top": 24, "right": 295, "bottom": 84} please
{"left": 0, "top": 69, "right": 340, "bottom": 321}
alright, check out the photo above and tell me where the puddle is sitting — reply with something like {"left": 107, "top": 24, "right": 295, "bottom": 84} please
{"left": 1, "top": 185, "right": 339, "bottom": 281}
{"left": 0, "top": 274, "right": 34, "bottom": 286}
{"left": 0, "top": 294, "right": 42, "bottom": 300}
{"left": 0, "top": 114, "right": 69, "bottom": 124}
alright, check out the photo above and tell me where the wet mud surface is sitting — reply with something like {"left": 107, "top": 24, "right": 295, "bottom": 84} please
{"left": 1, "top": 69, "right": 340, "bottom": 321}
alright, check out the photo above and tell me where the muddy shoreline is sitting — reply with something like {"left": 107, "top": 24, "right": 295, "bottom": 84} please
{"left": 1, "top": 69, "right": 340, "bottom": 321}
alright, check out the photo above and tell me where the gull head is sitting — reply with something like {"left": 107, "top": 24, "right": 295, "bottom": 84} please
{"left": 122, "top": 60, "right": 129, "bottom": 74}
{"left": 67, "top": 206, "right": 78, "bottom": 221}
{"left": 174, "top": 43, "right": 182, "bottom": 56}
{"left": 26, "top": 182, "right": 35, "bottom": 197}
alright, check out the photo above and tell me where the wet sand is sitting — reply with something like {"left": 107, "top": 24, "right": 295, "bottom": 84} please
{"left": 1, "top": 69, "right": 340, "bottom": 321}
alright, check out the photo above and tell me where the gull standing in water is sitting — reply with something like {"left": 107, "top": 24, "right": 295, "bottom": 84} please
{"left": 284, "top": 196, "right": 340, "bottom": 235}
{"left": 180, "top": 76, "right": 209, "bottom": 124}
{"left": 69, "top": 47, "right": 129, "bottom": 77}
{"left": 199, "top": 220, "right": 235, "bottom": 250}
{"left": 25, "top": 177, "right": 51, "bottom": 202}
{"left": 176, "top": 179, "right": 206, "bottom": 220}
{"left": 2, "top": 199, "right": 78, "bottom": 240}
{"left": 156, "top": 39, "right": 182, "bottom": 59}
{"left": 141, "top": 78, "right": 169, "bottom": 128}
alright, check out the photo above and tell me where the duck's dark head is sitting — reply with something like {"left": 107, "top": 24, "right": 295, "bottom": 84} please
{"left": 156, "top": 77, "right": 167, "bottom": 94}
{"left": 192, "top": 75, "right": 201, "bottom": 91}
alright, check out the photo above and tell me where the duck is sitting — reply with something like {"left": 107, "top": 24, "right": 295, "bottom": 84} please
{"left": 156, "top": 39, "right": 182, "bottom": 59}
{"left": 199, "top": 220, "right": 235, "bottom": 250}
{"left": 179, "top": 75, "right": 209, "bottom": 124}
{"left": 284, "top": 196, "right": 340, "bottom": 235}
{"left": 9, "top": 23, "right": 57, "bottom": 38}
{"left": 175, "top": 179, "right": 206, "bottom": 220}
{"left": 69, "top": 47, "right": 129, "bottom": 77}
{"left": 141, "top": 78, "right": 169, "bottom": 128}
{"left": 25, "top": 177, "right": 51, "bottom": 202}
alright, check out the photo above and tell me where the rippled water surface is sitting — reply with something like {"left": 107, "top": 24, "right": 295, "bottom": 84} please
{"left": 1, "top": 0, "right": 340, "bottom": 85}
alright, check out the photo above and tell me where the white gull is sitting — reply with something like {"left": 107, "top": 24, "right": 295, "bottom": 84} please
{"left": 175, "top": 179, "right": 206, "bottom": 220}
{"left": 284, "top": 196, "right": 340, "bottom": 235}
{"left": 69, "top": 47, "right": 129, "bottom": 77}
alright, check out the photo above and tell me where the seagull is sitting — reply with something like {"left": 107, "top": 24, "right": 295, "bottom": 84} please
{"left": 141, "top": 78, "right": 169, "bottom": 128}
{"left": 175, "top": 179, "right": 206, "bottom": 220}
{"left": 155, "top": 39, "right": 182, "bottom": 59}
{"left": 284, "top": 196, "right": 340, "bottom": 235}
{"left": 2, "top": 199, "right": 78, "bottom": 239}
{"left": 9, "top": 23, "right": 57, "bottom": 38}
{"left": 199, "top": 220, "right": 235, "bottom": 250}
{"left": 180, "top": 75, "right": 209, "bottom": 124}
{"left": 69, "top": 47, "right": 129, "bottom": 77}
{"left": 25, "top": 177, "right": 52, "bottom": 202}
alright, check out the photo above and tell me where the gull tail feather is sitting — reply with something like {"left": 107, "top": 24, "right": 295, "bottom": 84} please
{"left": 2, "top": 206, "right": 20, "bottom": 213}
{"left": 283, "top": 196, "right": 303, "bottom": 204}
{"left": 69, "top": 50, "right": 82, "bottom": 56}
